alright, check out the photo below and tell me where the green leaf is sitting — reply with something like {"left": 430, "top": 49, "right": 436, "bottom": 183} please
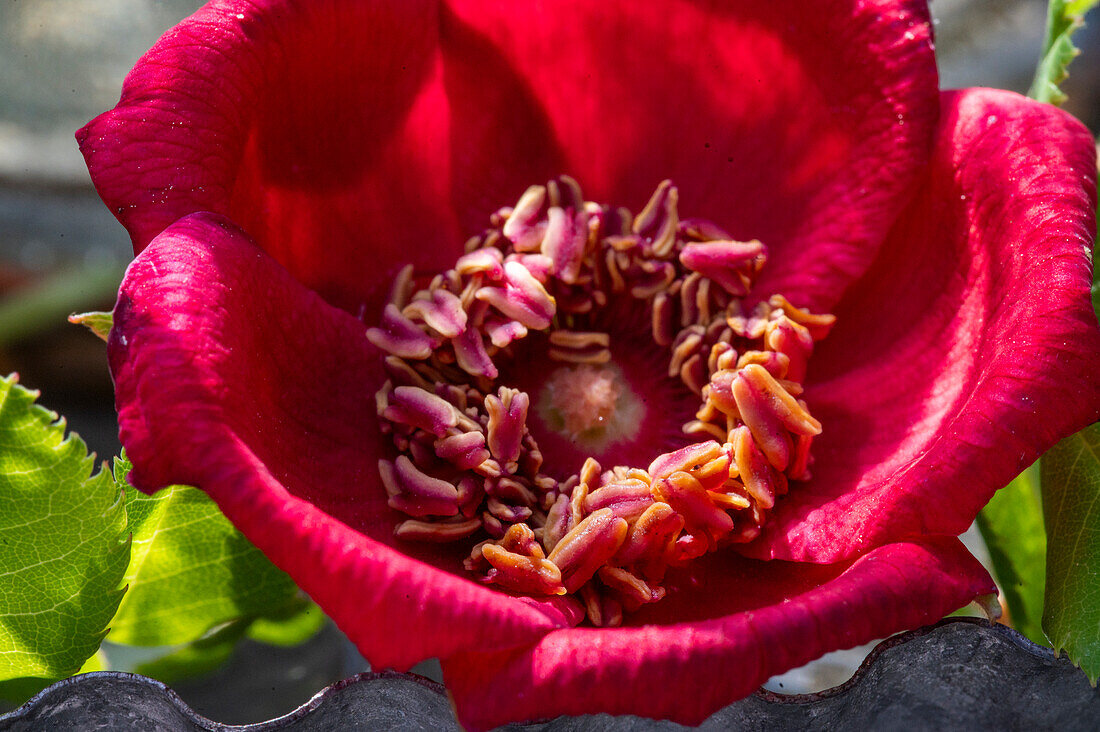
{"left": 246, "top": 598, "right": 326, "bottom": 647}
{"left": 1042, "top": 423, "right": 1100, "bottom": 682}
{"left": 133, "top": 620, "right": 251, "bottom": 685}
{"left": 1027, "top": 0, "right": 1099, "bottom": 104}
{"left": 0, "top": 375, "right": 129, "bottom": 687}
{"left": 0, "top": 676, "right": 52, "bottom": 705}
{"left": 108, "top": 456, "right": 299, "bottom": 647}
{"left": 78, "top": 651, "right": 105, "bottom": 674}
{"left": 0, "top": 653, "right": 101, "bottom": 706}
{"left": 976, "top": 462, "right": 1048, "bottom": 645}
{"left": 123, "top": 601, "right": 324, "bottom": 685}
{"left": 68, "top": 311, "right": 114, "bottom": 342}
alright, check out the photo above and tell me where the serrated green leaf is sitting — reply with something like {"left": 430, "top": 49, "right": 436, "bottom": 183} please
{"left": 108, "top": 456, "right": 298, "bottom": 647}
{"left": 0, "top": 374, "right": 129, "bottom": 685}
{"left": 247, "top": 598, "right": 326, "bottom": 647}
{"left": 1042, "top": 423, "right": 1100, "bottom": 682}
{"left": 977, "top": 462, "right": 1048, "bottom": 645}
{"left": 1028, "top": 0, "right": 1099, "bottom": 104}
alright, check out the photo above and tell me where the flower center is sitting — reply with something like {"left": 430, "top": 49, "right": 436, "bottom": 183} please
{"left": 537, "top": 362, "right": 642, "bottom": 450}
{"left": 366, "top": 176, "right": 835, "bottom": 626}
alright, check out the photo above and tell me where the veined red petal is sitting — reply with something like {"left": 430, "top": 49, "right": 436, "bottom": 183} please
{"left": 445, "top": 0, "right": 939, "bottom": 311}
{"left": 750, "top": 88, "right": 1100, "bottom": 562}
{"left": 79, "top": 0, "right": 464, "bottom": 314}
{"left": 109, "top": 213, "right": 575, "bottom": 669}
{"left": 442, "top": 539, "right": 994, "bottom": 730}
{"left": 80, "top": 0, "right": 938, "bottom": 314}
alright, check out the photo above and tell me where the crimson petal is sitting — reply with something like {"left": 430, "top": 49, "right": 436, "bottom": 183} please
{"left": 80, "top": 0, "right": 938, "bottom": 313}
{"left": 752, "top": 89, "right": 1100, "bottom": 562}
{"left": 445, "top": 0, "right": 939, "bottom": 311}
{"left": 109, "top": 213, "right": 577, "bottom": 669}
{"left": 442, "top": 539, "right": 994, "bottom": 730}
{"left": 79, "top": 0, "right": 466, "bottom": 313}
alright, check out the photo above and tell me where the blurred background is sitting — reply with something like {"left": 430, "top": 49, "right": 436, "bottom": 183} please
{"left": 0, "top": 0, "right": 1097, "bottom": 724}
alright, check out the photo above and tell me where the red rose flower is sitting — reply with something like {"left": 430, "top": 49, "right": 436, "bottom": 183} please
{"left": 78, "top": 1, "right": 1099, "bottom": 728}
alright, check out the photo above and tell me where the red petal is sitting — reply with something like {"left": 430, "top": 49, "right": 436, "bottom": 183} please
{"left": 80, "top": 0, "right": 938, "bottom": 312}
{"left": 79, "top": 0, "right": 465, "bottom": 313}
{"left": 442, "top": 539, "right": 994, "bottom": 730}
{"left": 109, "top": 213, "right": 574, "bottom": 669}
{"left": 446, "top": 0, "right": 939, "bottom": 310}
{"left": 752, "top": 89, "right": 1100, "bottom": 562}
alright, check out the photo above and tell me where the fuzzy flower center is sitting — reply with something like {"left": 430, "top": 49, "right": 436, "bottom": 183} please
{"left": 366, "top": 176, "right": 835, "bottom": 626}
{"left": 537, "top": 363, "right": 642, "bottom": 451}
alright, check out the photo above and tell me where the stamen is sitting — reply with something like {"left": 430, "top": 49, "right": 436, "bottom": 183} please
{"left": 368, "top": 177, "right": 834, "bottom": 625}
{"left": 548, "top": 508, "right": 630, "bottom": 594}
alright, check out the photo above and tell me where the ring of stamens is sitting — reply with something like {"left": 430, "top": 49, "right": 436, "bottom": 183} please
{"left": 368, "top": 176, "right": 835, "bottom": 627}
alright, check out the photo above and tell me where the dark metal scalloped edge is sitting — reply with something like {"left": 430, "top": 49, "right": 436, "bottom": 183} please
{"left": 752, "top": 615, "right": 1055, "bottom": 703}
{"left": 1, "top": 617, "right": 1093, "bottom": 731}
{"left": 1, "top": 668, "right": 449, "bottom": 731}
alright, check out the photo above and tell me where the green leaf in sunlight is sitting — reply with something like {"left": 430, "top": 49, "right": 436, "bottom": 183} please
{"left": 247, "top": 598, "right": 326, "bottom": 647}
{"left": 0, "top": 375, "right": 129, "bottom": 694}
{"left": 1042, "top": 423, "right": 1100, "bottom": 682}
{"left": 1, "top": 648, "right": 106, "bottom": 705}
{"left": 78, "top": 651, "right": 105, "bottom": 674}
{"left": 1027, "top": 0, "right": 1099, "bottom": 104}
{"left": 108, "top": 455, "right": 299, "bottom": 647}
{"left": 976, "top": 462, "right": 1048, "bottom": 645}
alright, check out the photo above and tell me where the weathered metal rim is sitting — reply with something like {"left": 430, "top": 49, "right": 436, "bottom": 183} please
{"left": 0, "top": 618, "right": 1065, "bottom": 730}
